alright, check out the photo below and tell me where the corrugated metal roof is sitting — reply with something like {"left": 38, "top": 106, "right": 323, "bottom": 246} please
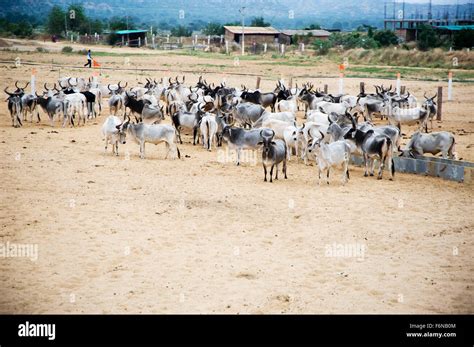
{"left": 224, "top": 26, "right": 280, "bottom": 35}
{"left": 433, "top": 25, "right": 474, "bottom": 31}
{"left": 280, "top": 29, "right": 331, "bottom": 37}
{"left": 116, "top": 30, "right": 148, "bottom": 35}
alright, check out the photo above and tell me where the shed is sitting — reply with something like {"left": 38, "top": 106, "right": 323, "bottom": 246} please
{"left": 116, "top": 29, "right": 148, "bottom": 47}
{"left": 279, "top": 29, "right": 331, "bottom": 45}
{"left": 224, "top": 26, "right": 280, "bottom": 47}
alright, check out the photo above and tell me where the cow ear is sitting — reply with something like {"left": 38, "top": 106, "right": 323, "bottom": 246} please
{"left": 116, "top": 124, "right": 121, "bottom": 130}
{"left": 257, "top": 141, "right": 263, "bottom": 146}
{"left": 271, "top": 141, "right": 276, "bottom": 145}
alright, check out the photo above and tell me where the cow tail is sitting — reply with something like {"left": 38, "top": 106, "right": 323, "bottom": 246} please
{"left": 386, "top": 137, "right": 395, "bottom": 177}
{"left": 206, "top": 119, "right": 210, "bottom": 150}
{"left": 448, "top": 137, "right": 456, "bottom": 159}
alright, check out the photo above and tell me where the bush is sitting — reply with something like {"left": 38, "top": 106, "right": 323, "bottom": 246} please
{"left": 453, "top": 29, "right": 474, "bottom": 50}
{"left": 329, "top": 32, "right": 379, "bottom": 50}
{"left": 313, "top": 39, "right": 332, "bottom": 55}
{"left": 417, "top": 24, "right": 439, "bottom": 51}
{"left": 107, "top": 33, "right": 119, "bottom": 46}
{"left": 373, "top": 30, "right": 399, "bottom": 47}
{"left": 62, "top": 46, "right": 73, "bottom": 53}
{"left": 36, "top": 47, "right": 48, "bottom": 53}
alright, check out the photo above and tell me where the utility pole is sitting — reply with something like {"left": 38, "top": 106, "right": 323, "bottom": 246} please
{"left": 64, "top": 12, "right": 68, "bottom": 37}
{"left": 428, "top": 0, "right": 433, "bottom": 21}
{"left": 239, "top": 7, "right": 245, "bottom": 56}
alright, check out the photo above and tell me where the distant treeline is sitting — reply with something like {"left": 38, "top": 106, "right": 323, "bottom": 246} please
{"left": 0, "top": 4, "right": 472, "bottom": 52}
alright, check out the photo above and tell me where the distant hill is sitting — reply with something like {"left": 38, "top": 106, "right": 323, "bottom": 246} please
{"left": 2, "top": 0, "right": 472, "bottom": 30}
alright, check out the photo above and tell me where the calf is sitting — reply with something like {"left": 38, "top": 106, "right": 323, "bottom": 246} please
{"left": 101, "top": 115, "right": 126, "bottom": 156}
{"left": 307, "top": 130, "right": 351, "bottom": 186}
{"left": 422, "top": 93, "right": 438, "bottom": 131}
{"left": 258, "top": 130, "right": 287, "bottom": 183}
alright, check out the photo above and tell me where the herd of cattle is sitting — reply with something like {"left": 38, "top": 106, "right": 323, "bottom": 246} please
{"left": 4, "top": 76, "right": 458, "bottom": 184}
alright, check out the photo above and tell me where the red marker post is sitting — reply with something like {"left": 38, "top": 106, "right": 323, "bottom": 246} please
{"left": 338, "top": 64, "right": 345, "bottom": 94}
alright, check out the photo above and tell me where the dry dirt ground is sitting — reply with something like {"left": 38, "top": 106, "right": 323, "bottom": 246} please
{"left": 0, "top": 40, "right": 473, "bottom": 313}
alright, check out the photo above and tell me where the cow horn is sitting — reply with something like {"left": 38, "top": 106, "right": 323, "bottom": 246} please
{"left": 319, "top": 130, "right": 325, "bottom": 141}
{"left": 53, "top": 83, "right": 60, "bottom": 92}
{"left": 4, "top": 87, "right": 13, "bottom": 96}
{"left": 432, "top": 93, "right": 437, "bottom": 100}
{"left": 15, "top": 81, "right": 20, "bottom": 89}
{"left": 328, "top": 114, "right": 334, "bottom": 125}
{"left": 351, "top": 115, "right": 357, "bottom": 129}
{"left": 44, "top": 83, "right": 50, "bottom": 91}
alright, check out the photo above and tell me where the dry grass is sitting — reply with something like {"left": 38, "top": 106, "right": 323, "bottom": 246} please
{"left": 340, "top": 47, "right": 474, "bottom": 70}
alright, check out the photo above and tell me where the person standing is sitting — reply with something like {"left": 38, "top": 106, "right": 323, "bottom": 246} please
{"left": 84, "top": 49, "right": 92, "bottom": 68}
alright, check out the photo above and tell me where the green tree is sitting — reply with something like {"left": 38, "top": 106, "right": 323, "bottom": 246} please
{"left": 313, "top": 39, "right": 332, "bottom": 55}
{"left": 66, "top": 4, "right": 87, "bottom": 32}
{"left": 250, "top": 17, "right": 271, "bottom": 27}
{"left": 88, "top": 19, "right": 103, "bottom": 34}
{"left": 305, "top": 24, "right": 321, "bottom": 30}
{"left": 453, "top": 29, "right": 474, "bottom": 50}
{"left": 47, "top": 5, "right": 66, "bottom": 35}
{"left": 202, "top": 22, "right": 224, "bottom": 36}
{"left": 373, "top": 30, "right": 399, "bottom": 47}
{"left": 171, "top": 25, "right": 192, "bottom": 37}
{"left": 417, "top": 24, "right": 439, "bottom": 51}
{"left": 109, "top": 17, "right": 136, "bottom": 31}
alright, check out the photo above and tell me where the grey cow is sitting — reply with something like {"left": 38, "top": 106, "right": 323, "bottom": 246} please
{"left": 221, "top": 126, "right": 273, "bottom": 165}
{"left": 228, "top": 102, "right": 265, "bottom": 128}
{"left": 258, "top": 129, "right": 288, "bottom": 183}
{"left": 117, "top": 117, "right": 181, "bottom": 160}
{"left": 401, "top": 131, "right": 457, "bottom": 160}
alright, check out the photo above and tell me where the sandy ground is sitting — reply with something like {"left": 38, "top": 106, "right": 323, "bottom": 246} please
{"left": 0, "top": 42, "right": 473, "bottom": 314}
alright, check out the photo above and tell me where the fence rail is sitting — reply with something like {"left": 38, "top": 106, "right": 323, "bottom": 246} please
{"left": 350, "top": 155, "right": 474, "bottom": 184}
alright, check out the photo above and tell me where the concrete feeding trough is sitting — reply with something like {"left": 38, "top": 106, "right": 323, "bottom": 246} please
{"left": 350, "top": 155, "right": 474, "bottom": 184}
